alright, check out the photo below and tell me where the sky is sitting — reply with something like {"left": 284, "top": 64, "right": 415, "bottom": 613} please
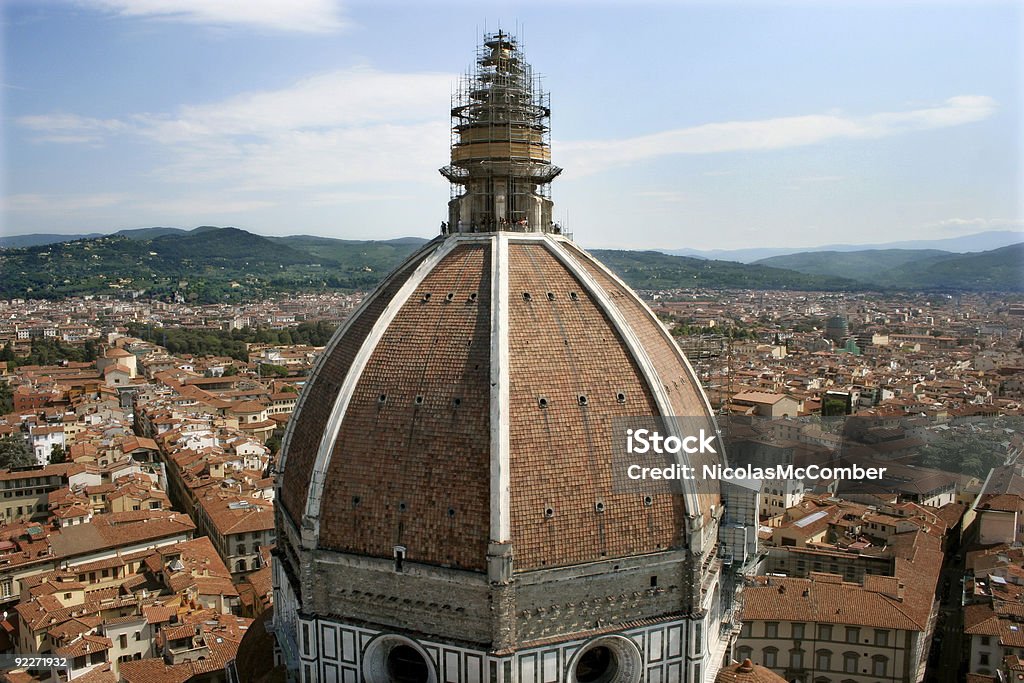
{"left": 2, "top": 0, "right": 1022, "bottom": 250}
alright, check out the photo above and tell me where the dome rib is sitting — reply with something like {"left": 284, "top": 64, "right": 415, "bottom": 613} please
{"left": 541, "top": 235, "right": 704, "bottom": 515}
{"left": 489, "top": 233, "right": 512, "bottom": 544}
{"left": 563, "top": 239, "right": 719, "bottom": 420}
{"left": 315, "top": 241, "right": 493, "bottom": 568}
{"left": 559, "top": 238, "right": 726, "bottom": 538}
{"left": 301, "top": 236, "right": 464, "bottom": 542}
{"left": 277, "top": 236, "right": 443, "bottom": 524}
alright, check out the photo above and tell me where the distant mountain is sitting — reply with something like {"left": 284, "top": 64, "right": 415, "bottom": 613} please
{"left": 2, "top": 226, "right": 1019, "bottom": 302}
{"left": 884, "top": 243, "right": 1024, "bottom": 291}
{"left": 0, "top": 228, "right": 438, "bottom": 302}
{"left": 755, "top": 244, "right": 1024, "bottom": 291}
{"left": 0, "top": 233, "right": 103, "bottom": 248}
{"left": 861, "top": 230, "right": 1022, "bottom": 252}
{"left": 590, "top": 250, "right": 863, "bottom": 291}
{"left": 0, "top": 227, "right": 347, "bottom": 302}
{"left": 114, "top": 227, "right": 189, "bottom": 240}
{"left": 754, "top": 249, "right": 951, "bottom": 281}
{"left": 270, "top": 235, "right": 427, "bottom": 267}
{"left": 662, "top": 246, "right": 799, "bottom": 263}
{"left": 664, "top": 230, "right": 1022, "bottom": 263}
{"left": 0, "top": 226, "right": 201, "bottom": 248}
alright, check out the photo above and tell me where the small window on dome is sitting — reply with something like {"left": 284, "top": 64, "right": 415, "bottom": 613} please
{"left": 393, "top": 545, "right": 406, "bottom": 573}
{"left": 544, "top": 507, "right": 555, "bottom": 519}
{"left": 398, "top": 502, "right": 408, "bottom": 512}
{"left": 445, "top": 292, "right": 455, "bottom": 302}
{"left": 546, "top": 292, "right": 555, "bottom": 301}
{"left": 538, "top": 397, "right": 549, "bottom": 409}
{"left": 447, "top": 507, "right": 456, "bottom": 518}
{"left": 378, "top": 394, "right": 387, "bottom": 404}
{"left": 569, "top": 291, "right": 579, "bottom": 301}
{"left": 578, "top": 395, "right": 588, "bottom": 407}
{"left": 468, "top": 292, "right": 478, "bottom": 302}
{"left": 452, "top": 397, "right": 462, "bottom": 407}
{"left": 421, "top": 293, "right": 431, "bottom": 303}
{"left": 643, "top": 495, "right": 653, "bottom": 507}
{"left": 414, "top": 395, "right": 424, "bottom": 405}
{"left": 522, "top": 292, "right": 532, "bottom": 302}
{"left": 594, "top": 501, "right": 605, "bottom": 513}
{"left": 616, "top": 392, "right": 626, "bottom": 404}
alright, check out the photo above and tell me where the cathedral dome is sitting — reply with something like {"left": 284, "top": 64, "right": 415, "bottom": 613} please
{"left": 272, "top": 32, "right": 737, "bottom": 683}
{"left": 277, "top": 232, "right": 722, "bottom": 572}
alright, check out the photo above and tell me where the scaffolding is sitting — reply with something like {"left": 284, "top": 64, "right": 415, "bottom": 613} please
{"left": 440, "top": 31, "right": 563, "bottom": 234}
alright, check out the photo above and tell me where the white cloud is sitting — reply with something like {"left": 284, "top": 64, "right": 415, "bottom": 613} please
{"left": 17, "top": 67, "right": 456, "bottom": 194}
{"left": 636, "top": 191, "right": 688, "bottom": 203}
{"left": 559, "top": 96, "right": 997, "bottom": 177}
{"left": 138, "top": 68, "right": 453, "bottom": 140}
{"left": 3, "top": 192, "right": 131, "bottom": 212}
{"left": 138, "top": 196, "right": 279, "bottom": 216}
{"left": 76, "top": 0, "right": 347, "bottom": 33}
{"left": 17, "top": 114, "right": 126, "bottom": 143}
{"left": 925, "top": 217, "right": 1024, "bottom": 233}
{"left": 306, "top": 191, "right": 417, "bottom": 206}
{"left": 795, "top": 175, "right": 845, "bottom": 183}
{"left": 1, "top": 192, "right": 277, "bottom": 223}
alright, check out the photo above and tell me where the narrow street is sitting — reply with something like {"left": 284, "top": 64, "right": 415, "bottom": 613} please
{"left": 926, "top": 558, "right": 966, "bottom": 682}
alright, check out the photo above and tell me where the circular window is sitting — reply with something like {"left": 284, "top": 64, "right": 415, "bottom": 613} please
{"left": 576, "top": 647, "right": 616, "bottom": 683}
{"left": 363, "top": 636, "right": 436, "bottom": 683}
{"left": 387, "top": 645, "right": 429, "bottom": 683}
{"left": 569, "top": 637, "right": 641, "bottom": 683}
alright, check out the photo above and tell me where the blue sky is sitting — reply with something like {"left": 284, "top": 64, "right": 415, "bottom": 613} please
{"left": 2, "top": 0, "right": 1021, "bottom": 250}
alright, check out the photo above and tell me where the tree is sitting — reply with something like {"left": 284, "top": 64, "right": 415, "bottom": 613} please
{"left": 259, "top": 363, "right": 290, "bottom": 378}
{"left": 50, "top": 443, "right": 67, "bottom": 464}
{"left": 0, "top": 435, "right": 35, "bottom": 469}
{"left": 0, "top": 381, "right": 12, "bottom": 415}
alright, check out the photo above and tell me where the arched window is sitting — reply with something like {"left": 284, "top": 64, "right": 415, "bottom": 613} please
{"left": 763, "top": 647, "right": 778, "bottom": 668}
{"left": 815, "top": 650, "right": 831, "bottom": 672}
{"left": 842, "top": 652, "right": 858, "bottom": 674}
{"left": 736, "top": 646, "right": 753, "bottom": 662}
{"left": 235, "top": 559, "right": 247, "bottom": 572}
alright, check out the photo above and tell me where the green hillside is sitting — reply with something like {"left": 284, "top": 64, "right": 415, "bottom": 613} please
{"left": 755, "top": 249, "right": 950, "bottom": 281}
{"left": 0, "top": 228, "right": 341, "bottom": 302}
{"left": 885, "top": 243, "right": 1024, "bottom": 291}
{"left": 2, "top": 227, "right": 1018, "bottom": 303}
{"left": 591, "top": 249, "right": 863, "bottom": 291}
{"left": 269, "top": 235, "right": 429, "bottom": 290}
{"left": 754, "top": 244, "right": 1024, "bottom": 291}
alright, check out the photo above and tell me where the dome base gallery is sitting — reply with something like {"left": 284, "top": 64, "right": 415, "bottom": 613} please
{"left": 269, "top": 31, "right": 748, "bottom": 683}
